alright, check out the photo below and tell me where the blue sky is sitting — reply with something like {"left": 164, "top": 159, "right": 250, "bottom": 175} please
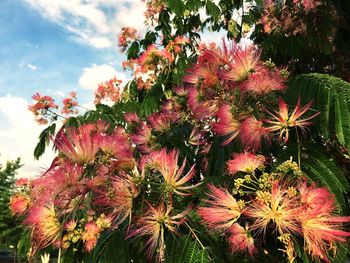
{"left": 0, "top": 0, "right": 129, "bottom": 101}
{"left": 0, "top": 0, "right": 146, "bottom": 177}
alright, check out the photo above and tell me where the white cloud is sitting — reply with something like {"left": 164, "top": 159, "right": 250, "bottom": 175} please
{"left": 78, "top": 64, "right": 126, "bottom": 90}
{"left": 22, "top": 0, "right": 146, "bottom": 49}
{"left": 0, "top": 94, "right": 56, "bottom": 178}
{"left": 27, "top": 63, "right": 38, "bottom": 71}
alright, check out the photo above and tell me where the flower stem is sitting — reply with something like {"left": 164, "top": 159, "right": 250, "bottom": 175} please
{"left": 185, "top": 222, "right": 205, "bottom": 250}
{"left": 296, "top": 128, "right": 301, "bottom": 168}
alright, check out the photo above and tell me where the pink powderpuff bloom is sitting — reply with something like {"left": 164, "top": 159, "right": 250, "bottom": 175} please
{"left": 187, "top": 87, "right": 217, "bottom": 120}
{"left": 127, "top": 202, "right": 190, "bottom": 262}
{"left": 94, "top": 175, "right": 139, "bottom": 226}
{"left": 25, "top": 204, "right": 61, "bottom": 249}
{"left": 10, "top": 194, "right": 29, "bottom": 216}
{"left": 219, "top": 42, "right": 261, "bottom": 82}
{"left": 97, "top": 132, "right": 134, "bottom": 162}
{"left": 183, "top": 64, "right": 220, "bottom": 90}
{"left": 148, "top": 148, "right": 197, "bottom": 196}
{"left": 188, "top": 127, "right": 207, "bottom": 146}
{"left": 227, "top": 223, "right": 257, "bottom": 256}
{"left": 124, "top": 112, "right": 140, "bottom": 124}
{"left": 82, "top": 221, "right": 101, "bottom": 252}
{"left": 297, "top": 182, "right": 350, "bottom": 262}
{"left": 131, "top": 123, "right": 153, "bottom": 153}
{"left": 240, "top": 68, "right": 287, "bottom": 94}
{"left": 147, "top": 112, "right": 177, "bottom": 132}
{"left": 245, "top": 181, "right": 301, "bottom": 235}
{"left": 183, "top": 45, "right": 223, "bottom": 90}
{"left": 239, "top": 116, "right": 270, "bottom": 152}
{"left": 212, "top": 104, "right": 240, "bottom": 145}
{"left": 227, "top": 152, "right": 265, "bottom": 175}
{"left": 265, "top": 97, "right": 320, "bottom": 143}
{"left": 54, "top": 124, "right": 100, "bottom": 164}
{"left": 198, "top": 184, "right": 242, "bottom": 231}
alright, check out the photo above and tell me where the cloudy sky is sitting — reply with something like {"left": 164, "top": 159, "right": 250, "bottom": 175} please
{"left": 0, "top": 0, "right": 148, "bottom": 177}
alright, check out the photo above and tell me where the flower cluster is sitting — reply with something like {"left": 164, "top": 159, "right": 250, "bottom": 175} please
{"left": 182, "top": 40, "right": 317, "bottom": 150}
{"left": 94, "top": 77, "right": 122, "bottom": 105}
{"left": 199, "top": 157, "right": 350, "bottom": 262}
{"left": 62, "top": 91, "right": 78, "bottom": 115}
{"left": 28, "top": 91, "right": 80, "bottom": 124}
{"left": 118, "top": 27, "right": 138, "bottom": 52}
{"left": 142, "top": 0, "right": 166, "bottom": 25}
{"left": 123, "top": 36, "right": 189, "bottom": 90}
{"left": 28, "top": 93, "right": 59, "bottom": 124}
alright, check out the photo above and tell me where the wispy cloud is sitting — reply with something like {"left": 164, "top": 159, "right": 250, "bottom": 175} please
{"left": 27, "top": 63, "right": 38, "bottom": 71}
{"left": 22, "top": 0, "right": 146, "bottom": 49}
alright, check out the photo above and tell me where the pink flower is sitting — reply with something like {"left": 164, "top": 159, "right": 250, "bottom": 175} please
{"left": 97, "top": 132, "right": 134, "bottom": 163}
{"left": 94, "top": 175, "right": 139, "bottom": 226}
{"left": 10, "top": 194, "right": 29, "bottom": 216}
{"left": 227, "top": 152, "right": 266, "bottom": 175}
{"left": 240, "top": 68, "right": 287, "bottom": 94}
{"left": 61, "top": 91, "right": 79, "bottom": 115}
{"left": 94, "top": 77, "right": 122, "bottom": 105}
{"left": 25, "top": 204, "right": 61, "bottom": 249}
{"left": 124, "top": 112, "right": 140, "bottom": 124}
{"left": 148, "top": 112, "right": 178, "bottom": 132}
{"left": 212, "top": 104, "right": 240, "bottom": 145}
{"left": 227, "top": 224, "right": 257, "bottom": 256}
{"left": 82, "top": 222, "right": 101, "bottom": 252}
{"left": 219, "top": 42, "right": 261, "bottom": 82}
{"left": 127, "top": 202, "right": 190, "bottom": 262}
{"left": 239, "top": 116, "right": 270, "bottom": 152}
{"left": 187, "top": 87, "right": 217, "bottom": 120}
{"left": 198, "top": 184, "right": 242, "bottom": 231}
{"left": 131, "top": 123, "right": 153, "bottom": 153}
{"left": 118, "top": 27, "right": 138, "bottom": 52}
{"left": 148, "top": 148, "right": 197, "bottom": 196}
{"left": 54, "top": 124, "right": 100, "bottom": 164}
{"left": 265, "top": 97, "right": 320, "bottom": 143}
{"left": 297, "top": 182, "right": 350, "bottom": 262}
{"left": 245, "top": 181, "right": 301, "bottom": 235}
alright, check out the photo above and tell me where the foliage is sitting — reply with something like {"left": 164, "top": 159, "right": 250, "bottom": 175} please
{"left": 0, "top": 158, "right": 23, "bottom": 249}
{"left": 13, "top": 0, "right": 350, "bottom": 263}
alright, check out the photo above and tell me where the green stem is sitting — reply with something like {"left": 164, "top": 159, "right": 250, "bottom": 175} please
{"left": 185, "top": 222, "right": 205, "bottom": 250}
{"left": 296, "top": 128, "right": 301, "bottom": 168}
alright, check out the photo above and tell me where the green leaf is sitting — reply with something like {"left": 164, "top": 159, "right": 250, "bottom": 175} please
{"left": 205, "top": 1, "right": 221, "bottom": 22}
{"left": 166, "top": 0, "right": 186, "bottom": 16}
{"left": 285, "top": 73, "right": 350, "bottom": 151}
{"left": 34, "top": 123, "right": 56, "bottom": 160}
{"left": 187, "top": 0, "right": 204, "bottom": 12}
{"left": 302, "top": 149, "right": 349, "bottom": 211}
{"left": 165, "top": 235, "right": 209, "bottom": 263}
{"left": 127, "top": 41, "right": 140, "bottom": 60}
